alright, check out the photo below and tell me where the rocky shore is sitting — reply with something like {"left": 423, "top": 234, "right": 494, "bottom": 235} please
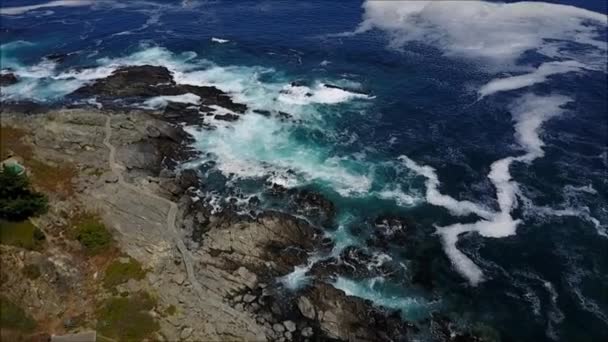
{"left": 1, "top": 65, "right": 490, "bottom": 341}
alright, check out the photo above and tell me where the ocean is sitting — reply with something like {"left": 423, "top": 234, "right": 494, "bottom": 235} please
{"left": 1, "top": 1, "right": 607, "bottom": 341}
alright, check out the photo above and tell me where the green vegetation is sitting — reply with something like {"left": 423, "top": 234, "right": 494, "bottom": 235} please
{"left": 164, "top": 304, "right": 177, "bottom": 316}
{"left": 22, "top": 264, "right": 41, "bottom": 280}
{"left": 0, "top": 220, "right": 45, "bottom": 250}
{"left": 103, "top": 258, "right": 146, "bottom": 289}
{"left": 75, "top": 215, "right": 112, "bottom": 255}
{"left": 96, "top": 292, "right": 159, "bottom": 341}
{"left": 0, "top": 165, "right": 48, "bottom": 221}
{"left": 0, "top": 296, "right": 36, "bottom": 332}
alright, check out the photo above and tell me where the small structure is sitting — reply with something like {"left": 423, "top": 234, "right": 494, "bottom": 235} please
{"left": 1, "top": 156, "right": 26, "bottom": 175}
{"left": 50, "top": 331, "right": 97, "bottom": 342}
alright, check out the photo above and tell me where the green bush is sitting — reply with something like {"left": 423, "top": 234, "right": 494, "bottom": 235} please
{"left": 0, "top": 295, "right": 36, "bottom": 332}
{"left": 96, "top": 292, "right": 159, "bottom": 341}
{"left": 0, "top": 165, "right": 48, "bottom": 221}
{"left": 75, "top": 216, "right": 112, "bottom": 255}
{"left": 103, "top": 258, "right": 146, "bottom": 289}
{"left": 0, "top": 220, "right": 45, "bottom": 250}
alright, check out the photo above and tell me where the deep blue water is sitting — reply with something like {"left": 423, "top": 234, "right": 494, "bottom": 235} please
{"left": 1, "top": 1, "right": 607, "bottom": 341}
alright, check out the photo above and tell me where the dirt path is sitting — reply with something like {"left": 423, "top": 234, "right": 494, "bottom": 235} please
{"left": 102, "top": 115, "right": 206, "bottom": 300}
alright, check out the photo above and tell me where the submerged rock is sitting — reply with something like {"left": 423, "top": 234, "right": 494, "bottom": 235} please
{"left": 289, "top": 189, "right": 336, "bottom": 226}
{"left": 0, "top": 72, "right": 18, "bottom": 86}
{"left": 214, "top": 113, "right": 240, "bottom": 122}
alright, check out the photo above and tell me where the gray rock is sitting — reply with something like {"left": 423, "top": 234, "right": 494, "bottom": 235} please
{"left": 273, "top": 323, "right": 285, "bottom": 333}
{"left": 284, "top": 320, "right": 296, "bottom": 332}
{"left": 180, "top": 327, "right": 193, "bottom": 339}
{"left": 284, "top": 331, "right": 292, "bottom": 340}
{"left": 243, "top": 294, "right": 256, "bottom": 303}
{"left": 301, "top": 327, "right": 313, "bottom": 337}
{"left": 172, "top": 273, "right": 185, "bottom": 285}
{"left": 297, "top": 296, "right": 316, "bottom": 319}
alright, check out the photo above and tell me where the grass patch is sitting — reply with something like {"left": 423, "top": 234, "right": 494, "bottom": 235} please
{"left": 22, "top": 264, "right": 41, "bottom": 280}
{"left": 0, "top": 127, "right": 32, "bottom": 161}
{"left": 96, "top": 292, "right": 159, "bottom": 341}
{"left": 74, "top": 214, "right": 112, "bottom": 255}
{"left": 0, "top": 125, "right": 75, "bottom": 197}
{"left": 0, "top": 296, "right": 36, "bottom": 332}
{"left": 0, "top": 220, "right": 45, "bottom": 250}
{"left": 26, "top": 158, "right": 76, "bottom": 197}
{"left": 103, "top": 258, "right": 146, "bottom": 289}
{"left": 164, "top": 304, "right": 177, "bottom": 316}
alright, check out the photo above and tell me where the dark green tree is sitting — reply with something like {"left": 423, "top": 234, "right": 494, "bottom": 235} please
{"left": 0, "top": 165, "right": 48, "bottom": 221}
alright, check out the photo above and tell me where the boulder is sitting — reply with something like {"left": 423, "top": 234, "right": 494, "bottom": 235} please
{"left": 0, "top": 72, "right": 18, "bottom": 86}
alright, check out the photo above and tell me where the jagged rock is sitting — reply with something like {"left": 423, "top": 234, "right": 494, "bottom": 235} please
{"left": 71, "top": 65, "right": 248, "bottom": 113}
{"left": 297, "top": 296, "right": 315, "bottom": 320}
{"left": 301, "top": 282, "right": 409, "bottom": 341}
{"left": 214, "top": 113, "right": 239, "bottom": 122}
{"left": 0, "top": 72, "right": 18, "bottom": 86}
{"left": 243, "top": 294, "right": 256, "bottom": 303}
{"left": 310, "top": 245, "right": 399, "bottom": 281}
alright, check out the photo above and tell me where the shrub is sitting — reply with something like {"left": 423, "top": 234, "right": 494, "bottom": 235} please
{"left": 0, "top": 295, "right": 36, "bottom": 332}
{"left": 75, "top": 216, "right": 112, "bottom": 255}
{"left": 0, "top": 165, "right": 48, "bottom": 221}
{"left": 0, "top": 220, "right": 45, "bottom": 250}
{"left": 103, "top": 258, "right": 146, "bottom": 289}
{"left": 96, "top": 292, "right": 159, "bottom": 341}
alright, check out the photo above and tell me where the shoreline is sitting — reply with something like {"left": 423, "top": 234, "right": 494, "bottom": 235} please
{"left": 0, "top": 65, "right": 491, "bottom": 341}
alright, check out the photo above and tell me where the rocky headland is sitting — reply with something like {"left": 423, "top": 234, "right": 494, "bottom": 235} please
{"left": 0, "top": 66, "right": 490, "bottom": 341}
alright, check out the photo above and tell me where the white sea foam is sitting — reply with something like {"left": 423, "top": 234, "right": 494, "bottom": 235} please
{"left": 333, "top": 276, "right": 434, "bottom": 318}
{"left": 1, "top": 0, "right": 93, "bottom": 15}
{"left": 142, "top": 93, "right": 201, "bottom": 109}
{"left": 401, "top": 94, "right": 571, "bottom": 285}
{"left": 278, "top": 83, "right": 372, "bottom": 105}
{"left": 479, "top": 61, "right": 587, "bottom": 98}
{"left": 211, "top": 37, "right": 229, "bottom": 44}
{"left": 354, "top": 1, "right": 607, "bottom": 69}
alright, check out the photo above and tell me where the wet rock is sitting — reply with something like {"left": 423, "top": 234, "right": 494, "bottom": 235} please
{"left": 301, "top": 281, "right": 410, "bottom": 341}
{"left": 0, "top": 72, "right": 18, "bottom": 86}
{"left": 310, "top": 245, "right": 398, "bottom": 281}
{"left": 72, "top": 65, "right": 175, "bottom": 97}
{"left": 373, "top": 215, "right": 410, "bottom": 243}
{"left": 289, "top": 189, "right": 335, "bottom": 226}
{"left": 70, "top": 65, "right": 248, "bottom": 113}
{"left": 214, "top": 113, "right": 240, "bottom": 122}
{"left": 163, "top": 101, "right": 200, "bottom": 125}
{"left": 253, "top": 109, "right": 272, "bottom": 117}
{"left": 0, "top": 101, "right": 49, "bottom": 114}
{"left": 323, "top": 83, "right": 368, "bottom": 95}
